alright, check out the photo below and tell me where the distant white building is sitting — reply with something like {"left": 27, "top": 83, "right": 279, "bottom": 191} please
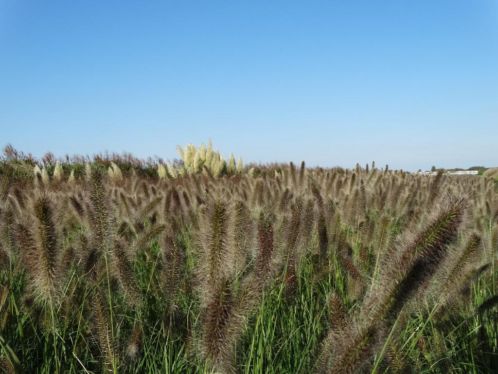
{"left": 416, "top": 170, "right": 479, "bottom": 176}
{"left": 447, "top": 170, "right": 479, "bottom": 176}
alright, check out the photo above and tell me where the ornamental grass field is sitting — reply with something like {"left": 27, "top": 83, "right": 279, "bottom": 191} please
{"left": 0, "top": 147, "right": 497, "bottom": 373}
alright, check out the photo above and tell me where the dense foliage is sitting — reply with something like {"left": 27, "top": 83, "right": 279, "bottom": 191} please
{"left": 0, "top": 151, "right": 498, "bottom": 373}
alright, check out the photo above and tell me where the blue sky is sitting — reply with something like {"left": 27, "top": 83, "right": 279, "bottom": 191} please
{"left": 1, "top": 0, "right": 497, "bottom": 170}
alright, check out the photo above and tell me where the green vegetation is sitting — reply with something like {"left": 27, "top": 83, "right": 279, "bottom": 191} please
{"left": 1, "top": 145, "right": 498, "bottom": 373}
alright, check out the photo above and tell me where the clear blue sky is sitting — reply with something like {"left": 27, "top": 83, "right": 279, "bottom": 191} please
{"left": 1, "top": 0, "right": 497, "bottom": 170}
